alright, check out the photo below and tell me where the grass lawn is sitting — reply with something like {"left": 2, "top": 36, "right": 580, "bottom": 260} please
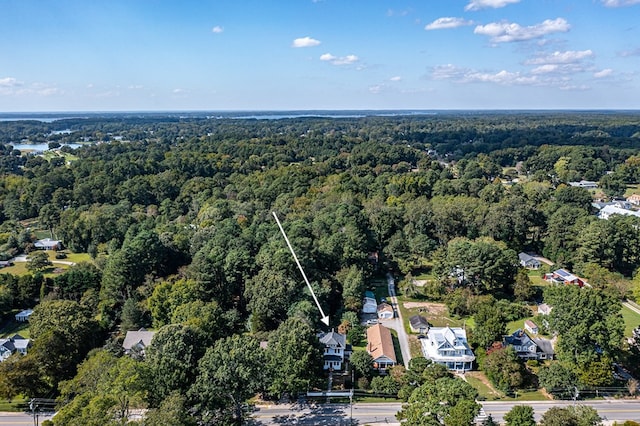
{"left": 621, "top": 304, "right": 640, "bottom": 337}
{"left": 0, "top": 319, "right": 30, "bottom": 338}
{"left": 389, "top": 329, "right": 404, "bottom": 367}
{"left": 396, "top": 296, "right": 465, "bottom": 331}
{"left": 464, "top": 371, "right": 503, "bottom": 401}
{"left": 506, "top": 315, "right": 536, "bottom": 335}
{"left": 0, "top": 397, "right": 29, "bottom": 412}
{"left": 0, "top": 251, "right": 92, "bottom": 277}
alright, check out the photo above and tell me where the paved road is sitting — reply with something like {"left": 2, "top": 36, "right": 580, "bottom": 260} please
{"left": 382, "top": 273, "right": 411, "bottom": 369}
{"left": 0, "top": 412, "right": 54, "bottom": 425}
{"left": 249, "top": 400, "right": 640, "bottom": 425}
{"left": 624, "top": 300, "right": 640, "bottom": 316}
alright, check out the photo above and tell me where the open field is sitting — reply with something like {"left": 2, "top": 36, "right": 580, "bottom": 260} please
{"left": 621, "top": 304, "right": 640, "bottom": 337}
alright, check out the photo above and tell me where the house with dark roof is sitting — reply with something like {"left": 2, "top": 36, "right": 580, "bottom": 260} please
{"left": 318, "top": 330, "right": 351, "bottom": 371}
{"left": 518, "top": 253, "right": 541, "bottom": 270}
{"left": 503, "top": 329, "right": 555, "bottom": 361}
{"left": 0, "top": 334, "right": 31, "bottom": 362}
{"left": 366, "top": 324, "right": 397, "bottom": 372}
{"left": 409, "top": 315, "right": 430, "bottom": 334}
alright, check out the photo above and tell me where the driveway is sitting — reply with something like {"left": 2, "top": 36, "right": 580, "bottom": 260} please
{"left": 383, "top": 272, "right": 412, "bottom": 368}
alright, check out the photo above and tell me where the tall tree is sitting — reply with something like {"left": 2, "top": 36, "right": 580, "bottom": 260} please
{"left": 266, "top": 317, "right": 323, "bottom": 397}
{"left": 190, "top": 334, "right": 267, "bottom": 425}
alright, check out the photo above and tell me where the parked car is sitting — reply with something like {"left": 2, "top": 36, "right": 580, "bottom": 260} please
{"left": 366, "top": 319, "right": 379, "bottom": 325}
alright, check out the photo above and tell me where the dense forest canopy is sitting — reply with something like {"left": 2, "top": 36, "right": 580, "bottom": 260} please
{"left": 1, "top": 111, "right": 640, "bottom": 424}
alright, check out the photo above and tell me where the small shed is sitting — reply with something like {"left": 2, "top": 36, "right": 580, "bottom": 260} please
{"left": 409, "top": 315, "right": 430, "bottom": 334}
{"left": 524, "top": 320, "right": 539, "bottom": 335}
{"left": 15, "top": 309, "right": 33, "bottom": 322}
{"left": 377, "top": 302, "right": 394, "bottom": 320}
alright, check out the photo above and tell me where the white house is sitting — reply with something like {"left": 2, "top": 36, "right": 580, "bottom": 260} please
{"left": 34, "top": 238, "right": 62, "bottom": 250}
{"left": 122, "top": 329, "right": 156, "bottom": 357}
{"left": 318, "top": 330, "right": 351, "bottom": 371}
{"left": 421, "top": 327, "right": 475, "bottom": 372}
{"left": 627, "top": 194, "right": 640, "bottom": 206}
{"left": 377, "top": 302, "right": 394, "bottom": 320}
{"left": 524, "top": 320, "right": 539, "bottom": 335}
{"left": 598, "top": 205, "right": 640, "bottom": 220}
{"left": 568, "top": 180, "right": 598, "bottom": 189}
{"left": 0, "top": 335, "right": 31, "bottom": 362}
{"left": 537, "top": 303, "right": 553, "bottom": 316}
{"left": 518, "top": 253, "right": 541, "bottom": 270}
{"left": 362, "top": 291, "right": 377, "bottom": 314}
{"left": 15, "top": 309, "right": 33, "bottom": 322}
{"left": 503, "top": 329, "right": 555, "bottom": 361}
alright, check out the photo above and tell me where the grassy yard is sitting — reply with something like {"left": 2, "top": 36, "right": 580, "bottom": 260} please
{"left": 395, "top": 296, "right": 465, "bottom": 332}
{"left": 0, "top": 397, "right": 29, "bottom": 412}
{"left": 464, "top": 371, "right": 503, "bottom": 401}
{"left": 621, "top": 303, "right": 640, "bottom": 337}
{"left": 0, "top": 251, "right": 92, "bottom": 277}
{"left": 0, "top": 319, "right": 30, "bottom": 338}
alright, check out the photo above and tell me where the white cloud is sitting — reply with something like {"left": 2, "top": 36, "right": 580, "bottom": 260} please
{"left": 0, "top": 77, "right": 21, "bottom": 88}
{"left": 594, "top": 68, "right": 614, "bottom": 78}
{"left": 0, "top": 77, "right": 62, "bottom": 96}
{"left": 465, "top": 0, "right": 520, "bottom": 11}
{"left": 531, "top": 64, "right": 559, "bottom": 74}
{"left": 390, "top": 76, "right": 402, "bottom": 82}
{"left": 369, "top": 85, "right": 383, "bottom": 94}
{"left": 425, "top": 17, "right": 474, "bottom": 31}
{"left": 211, "top": 26, "right": 224, "bottom": 34}
{"left": 526, "top": 50, "right": 593, "bottom": 65}
{"left": 292, "top": 36, "right": 321, "bottom": 48}
{"left": 619, "top": 47, "right": 640, "bottom": 57}
{"left": 320, "top": 53, "right": 359, "bottom": 65}
{"left": 431, "top": 64, "right": 539, "bottom": 85}
{"left": 601, "top": 0, "right": 640, "bottom": 7}
{"left": 474, "top": 18, "right": 570, "bottom": 43}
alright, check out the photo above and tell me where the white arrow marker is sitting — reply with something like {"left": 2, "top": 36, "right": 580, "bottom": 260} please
{"left": 272, "top": 211, "right": 330, "bottom": 326}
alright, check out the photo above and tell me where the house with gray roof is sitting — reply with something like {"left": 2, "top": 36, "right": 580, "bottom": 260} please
{"left": 318, "top": 330, "right": 351, "bottom": 371}
{"left": 503, "top": 329, "right": 555, "bottom": 361}
{"left": 122, "top": 329, "right": 156, "bottom": 357}
{"left": 0, "top": 334, "right": 31, "bottom": 362}
{"left": 518, "top": 253, "right": 541, "bottom": 270}
{"left": 409, "top": 315, "right": 429, "bottom": 334}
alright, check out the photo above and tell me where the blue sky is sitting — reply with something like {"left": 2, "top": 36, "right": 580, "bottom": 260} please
{"left": 1, "top": 0, "right": 639, "bottom": 111}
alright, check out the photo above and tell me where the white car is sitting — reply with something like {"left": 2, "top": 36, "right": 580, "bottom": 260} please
{"left": 366, "top": 319, "right": 379, "bottom": 325}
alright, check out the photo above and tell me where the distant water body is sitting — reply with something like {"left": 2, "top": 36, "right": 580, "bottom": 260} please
{"left": 0, "top": 111, "right": 437, "bottom": 122}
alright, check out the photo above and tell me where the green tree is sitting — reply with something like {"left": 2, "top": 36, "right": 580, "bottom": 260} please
{"left": 504, "top": 405, "right": 535, "bottom": 426}
{"left": 144, "top": 392, "right": 197, "bottom": 426}
{"left": 513, "top": 269, "right": 535, "bottom": 302}
{"left": 350, "top": 350, "right": 374, "bottom": 380}
{"left": 483, "top": 346, "right": 525, "bottom": 393}
{"left": 396, "top": 376, "right": 480, "bottom": 426}
{"left": 337, "top": 265, "right": 366, "bottom": 312}
{"left": 266, "top": 317, "right": 323, "bottom": 397}
{"left": 540, "top": 405, "right": 602, "bottom": 426}
{"left": 190, "top": 334, "right": 267, "bottom": 425}
{"left": 538, "top": 362, "right": 578, "bottom": 400}
{"left": 146, "top": 324, "right": 207, "bottom": 405}
{"left": 471, "top": 301, "right": 506, "bottom": 349}
{"left": 545, "top": 285, "right": 623, "bottom": 366}
{"left": 28, "top": 300, "right": 101, "bottom": 387}
{"left": 27, "top": 251, "right": 52, "bottom": 272}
